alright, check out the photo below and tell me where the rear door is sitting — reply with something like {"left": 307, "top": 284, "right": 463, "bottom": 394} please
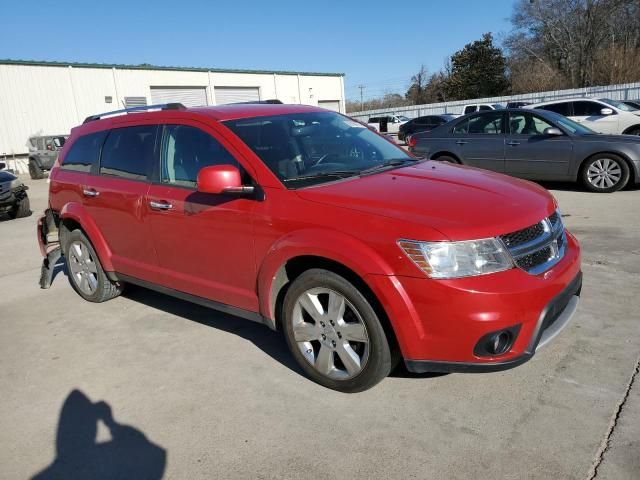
{"left": 82, "top": 124, "right": 159, "bottom": 280}
{"left": 571, "top": 101, "right": 619, "bottom": 134}
{"left": 145, "top": 121, "right": 259, "bottom": 312}
{"left": 504, "top": 112, "right": 573, "bottom": 178}
{"left": 452, "top": 112, "right": 506, "bottom": 172}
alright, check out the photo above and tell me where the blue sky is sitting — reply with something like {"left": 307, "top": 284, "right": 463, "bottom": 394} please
{"left": 0, "top": 0, "right": 517, "bottom": 101}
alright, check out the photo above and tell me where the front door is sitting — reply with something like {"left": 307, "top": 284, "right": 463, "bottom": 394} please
{"left": 504, "top": 112, "right": 573, "bottom": 179}
{"left": 145, "top": 122, "right": 259, "bottom": 312}
{"left": 571, "top": 101, "right": 619, "bottom": 134}
{"left": 452, "top": 111, "right": 506, "bottom": 172}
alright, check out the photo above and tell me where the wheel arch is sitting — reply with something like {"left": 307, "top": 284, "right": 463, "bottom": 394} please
{"left": 59, "top": 202, "right": 114, "bottom": 271}
{"left": 621, "top": 124, "right": 640, "bottom": 135}
{"left": 430, "top": 151, "right": 462, "bottom": 163}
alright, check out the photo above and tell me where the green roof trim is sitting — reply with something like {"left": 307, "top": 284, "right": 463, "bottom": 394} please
{"left": 0, "top": 59, "right": 344, "bottom": 77}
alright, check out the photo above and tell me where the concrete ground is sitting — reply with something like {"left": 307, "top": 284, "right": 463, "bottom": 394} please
{"left": 1, "top": 177, "right": 638, "bottom": 480}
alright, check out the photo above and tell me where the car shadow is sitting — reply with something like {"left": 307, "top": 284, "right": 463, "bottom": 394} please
{"left": 122, "top": 284, "right": 305, "bottom": 378}
{"left": 537, "top": 180, "right": 640, "bottom": 192}
{"left": 31, "top": 389, "right": 166, "bottom": 480}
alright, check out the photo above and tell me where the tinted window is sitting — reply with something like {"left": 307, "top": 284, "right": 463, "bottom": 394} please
{"left": 100, "top": 126, "right": 157, "bottom": 180}
{"left": 463, "top": 106, "right": 476, "bottom": 114}
{"left": 160, "top": 125, "right": 240, "bottom": 188}
{"left": 478, "top": 105, "right": 492, "bottom": 111}
{"left": 538, "top": 102, "right": 571, "bottom": 116}
{"left": 508, "top": 113, "right": 554, "bottom": 135}
{"left": 415, "top": 117, "right": 430, "bottom": 125}
{"left": 61, "top": 131, "right": 107, "bottom": 172}
{"left": 454, "top": 112, "right": 504, "bottom": 134}
{"left": 573, "top": 101, "right": 607, "bottom": 116}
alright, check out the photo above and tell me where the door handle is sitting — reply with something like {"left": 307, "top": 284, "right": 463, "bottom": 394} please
{"left": 507, "top": 141, "right": 521, "bottom": 146}
{"left": 455, "top": 140, "right": 467, "bottom": 145}
{"left": 83, "top": 188, "right": 99, "bottom": 197}
{"left": 149, "top": 200, "right": 173, "bottom": 211}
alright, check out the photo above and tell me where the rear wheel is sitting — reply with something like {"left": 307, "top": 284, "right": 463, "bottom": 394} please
{"left": 282, "top": 269, "right": 393, "bottom": 392}
{"left": 580, "top": 154, "right": 629, "bottom": 193}
{"left": 7, "top": 195, "right": 30, "bottom": 219}
{"left": 29, "top": 160, "right": 44, "bottom": 179}
{"left": 63, "top": 229, "right": 123, "bottom": 302}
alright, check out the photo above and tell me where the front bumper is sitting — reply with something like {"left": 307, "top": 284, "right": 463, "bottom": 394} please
{"left": 0, "top": 186, "right": 28, "bottom": 212}
{"left": 364, "top": 231, "right": 582, "bottom": 373}
{"left": 405, "top": 271, "right": 581, "bottom": 373}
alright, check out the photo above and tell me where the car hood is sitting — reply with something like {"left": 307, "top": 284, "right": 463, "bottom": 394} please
{"left": 0, "top": 170, "right": 17, "bottom": 183}
{"left": 296, "top": 161, "right": 556, "bottom": 240}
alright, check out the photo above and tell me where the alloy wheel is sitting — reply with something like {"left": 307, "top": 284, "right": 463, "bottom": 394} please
{"left": 587, "top": 158, "right": 622, "bottom": 190}
{"left": 291, "top": 287, "right": 369, "bottom": 380}
{"left": 67, "top": 240, "right": 99, "bottom": 295}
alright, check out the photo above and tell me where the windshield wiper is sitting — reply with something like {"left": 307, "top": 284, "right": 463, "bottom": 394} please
{"left": 283, "top": 170, "right": 360, "bottom": 183}
{"left": 358, "top": 158, "right": 417, "bottom": 175}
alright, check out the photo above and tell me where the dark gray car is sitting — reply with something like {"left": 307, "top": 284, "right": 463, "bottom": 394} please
{"left": 409, "top": 109, "right": 640, "bottom": 193}
{"left": 27, "top": 135, "right": 68, "bottom": 179}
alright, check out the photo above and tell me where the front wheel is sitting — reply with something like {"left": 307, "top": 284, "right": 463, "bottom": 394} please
{"left": 282, "top": 269, "right": 394, "bottom": 392}
{"left": 8, "top": 195, "right": 31, "bottom": 219}
{"left": 580, "top": 154, "right": 629, "bottom": 193}
{"left": 29, "top": 160, "right": 44, "bottom": 179}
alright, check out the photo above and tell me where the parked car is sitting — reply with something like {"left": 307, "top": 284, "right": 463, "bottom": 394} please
{"left": 37, "top": 103, "right": 582, "bottom": 392}
{"left": 409, "top": 108, "right": 640, "bottom": 193}
{"left": 398, "top": 114, "right": 456, "bottom": 142}
{"left": 461, "top": 103, "right": 504, "bottom": 115}
{"left": 0, "top": 162, "right": 30, "bottom": 219}
{"left": 367, "top": 114, "right": 409, "bottom": 134}
{"left": 526, "top": 98, "right": 640, "bottom": 135}
{"left": 506, "top": 101, "right": 531, "bottom": 109}
{"left": 28, "top": 135, "right": 68, "bottom": 179}
{"left": 621, "top": 99, "right": 640, "bottom": 111}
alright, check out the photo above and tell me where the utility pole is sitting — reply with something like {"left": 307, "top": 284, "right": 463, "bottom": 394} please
{"left": 357, "top": 85, "right": 365, "bottom": 110}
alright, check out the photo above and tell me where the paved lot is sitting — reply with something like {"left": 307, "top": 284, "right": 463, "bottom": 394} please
{"left": 1, "top": 177, "right": 639, "bottom": 479}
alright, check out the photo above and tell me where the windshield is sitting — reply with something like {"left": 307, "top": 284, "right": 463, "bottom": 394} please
{"left": 599, "top": 98, "right": 636, "bottom": 112}
{"left": 544, "top": 111, "right": 597, "bottom": 135}
{"left": 224, "top": 112, "right": 413, "bottom": 188}
{"left": 492, "top": 104, "right": 505, "bottom": 109}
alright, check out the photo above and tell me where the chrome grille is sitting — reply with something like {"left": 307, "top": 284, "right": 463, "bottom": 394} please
{"left": 500, "top": 211, "right": 566, "bottom": 275}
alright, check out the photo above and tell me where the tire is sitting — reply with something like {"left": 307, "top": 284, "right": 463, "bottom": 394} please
{"left": 580, "top": 154, "right": 630, "bottom": 193}
{"left": 282, "top": 269, "right": 394, "bottom": 392}
{"left": 29, "top": 160, "right": 44, "bottom": 179}
{"left": 63, "top": 229, "right": 123, "bottom": 302}
{"left": 7, "top": 195, "right": 31, "bottom": 219}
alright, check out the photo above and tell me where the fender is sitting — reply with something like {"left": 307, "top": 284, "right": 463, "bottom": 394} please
{"left": 59, "top": 202, "right": 114, "bottom": 272}
{"left": 257, "top": 228, "right": 396, "bottom": 323}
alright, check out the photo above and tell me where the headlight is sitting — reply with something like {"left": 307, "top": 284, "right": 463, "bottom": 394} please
{"left": 9, "top": 178, "right": 23, "bottom": 190}
{"left": 398, "top": 238, "right": 513, "bottom": 279}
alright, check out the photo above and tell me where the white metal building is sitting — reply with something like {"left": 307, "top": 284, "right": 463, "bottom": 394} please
{"left": 0, "top": 59, "right": 345, "bottom": 158}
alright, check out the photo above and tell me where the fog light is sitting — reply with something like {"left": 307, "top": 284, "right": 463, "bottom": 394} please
{"left": 474, "top": 325, "right": 521, "bottom": 357}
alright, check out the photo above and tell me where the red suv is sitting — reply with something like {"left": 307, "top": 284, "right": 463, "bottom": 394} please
{"left": 37, "top": 103, "right": 582, "bottom": 392}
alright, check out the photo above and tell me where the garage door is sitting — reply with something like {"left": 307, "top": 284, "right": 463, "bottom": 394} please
{"left": 214, "top": 87, "right": 260, "bottom": 105}
{"left": 150, "top": 87, "right": 208, "bottom": 107}
{"left": 318, "top": 100, "right": 341, "bottom": 112}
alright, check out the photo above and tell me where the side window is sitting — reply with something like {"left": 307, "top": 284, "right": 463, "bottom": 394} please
{"left": 100, "top": 125, "right": 157, "bottom": 181}
{"left": 467, "top": 112, "right": 504, "bottom": 134}
{"left": 539, "top": 102, "right": 571, "bottom": 116}
{"left": 478, "top": 105, "right": 492, "bottom": 111}
{"left": 160, "top": 125, "right": 240, "bottom": 188}
{"left": 453, "top": 118, "right": 469, "bottom": 134}
{"left": 36, "top": 138, "right": 45, "bottom": 150}
{"left": 45, "top": 138, "right": 54, "bottom": 151}
{"left": 415, "top": 117, "right": 429, "bottom": 126}
{"left": 509, "top": 113, "right": 553, "bottom": 135}
{"left": 61, "top": 131, "right": 107, "bottom": 173}
{"left": 573, "top": 101, "right": 608, "bottom": 116}
{"left": 463, "top": 106, "right": 476, "bottom": 114}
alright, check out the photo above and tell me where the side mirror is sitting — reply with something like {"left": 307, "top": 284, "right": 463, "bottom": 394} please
{"left": 600, "top": 108, "right": 614, "bottom": 116}
{"left": 543, "top": 127, "right": 564, "bottom": 136}
{"left": 0, "top": 162, "right": 6, "bottom": 170}
{"left": 197, "top": 165, "right": 254, "bottom": 195}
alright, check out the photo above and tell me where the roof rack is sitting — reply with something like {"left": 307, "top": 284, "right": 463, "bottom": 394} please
{"left": 229, "top": 99, "right": 284, "bottom": 105}
{"left": 83, "top": 103, "right": 186, "bottom": 123}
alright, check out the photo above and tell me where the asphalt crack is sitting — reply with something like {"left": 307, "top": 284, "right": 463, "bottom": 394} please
{"left": 586, "top": 352, "right": 640, "bottom": 479}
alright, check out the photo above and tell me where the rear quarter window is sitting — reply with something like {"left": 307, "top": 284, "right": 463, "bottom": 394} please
{"left": 61, "top": 131, "right": 107, "bottom": 172}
